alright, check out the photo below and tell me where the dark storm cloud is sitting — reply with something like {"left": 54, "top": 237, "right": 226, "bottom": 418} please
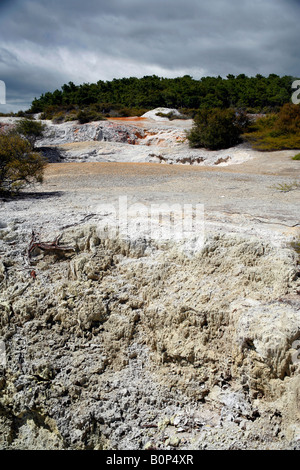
{"left": 0, "top": 0, "right": 299, "bottom": 111}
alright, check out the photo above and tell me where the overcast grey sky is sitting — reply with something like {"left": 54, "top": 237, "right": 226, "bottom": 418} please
{"left": 0, "top": 0, "right": 299, "bottom": 112}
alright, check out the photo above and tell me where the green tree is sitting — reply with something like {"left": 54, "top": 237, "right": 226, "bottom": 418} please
{"left": 28, "top": 74, "right": 299, "bottom": 117}
{"left": 0, "top": 132, "right": 47, "bottom": 193}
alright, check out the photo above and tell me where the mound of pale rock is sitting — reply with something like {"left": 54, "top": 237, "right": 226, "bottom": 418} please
{"left": 141, "top": 107, "right": 184, "bottom": 121}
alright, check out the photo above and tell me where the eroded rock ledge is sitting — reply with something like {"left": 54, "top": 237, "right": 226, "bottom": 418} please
{"left": 0, "top": 224, "right": 299, "bottom": 449}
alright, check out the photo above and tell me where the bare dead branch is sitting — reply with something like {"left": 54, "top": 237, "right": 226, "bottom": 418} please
{"left": 28, "top": 230, "right": 75, "bottom": 259}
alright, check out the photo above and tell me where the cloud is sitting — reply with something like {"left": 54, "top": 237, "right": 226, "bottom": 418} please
{"left": 0, "top": 0, "right": 299, "bottom": 112}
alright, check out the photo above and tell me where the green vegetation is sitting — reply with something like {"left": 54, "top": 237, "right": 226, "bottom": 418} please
{"left": 28, "top": 74, "right": 296, "bottom": 120}
{"left": 243, "top": 103, "right": 300, "bottom": 151}
{"left": 292, "top": 153, "right": 300, "bottom": 160}
{"left": 40, "top": 103, "right": 108, "bottom": 123}
{"left": 0, "top": 121, "right": 47, "bottom": 194}
{"left": 38, "top": 102, "right": 149, "bottom": 123}
{"left": 15, "top": 118, "right": 45, "bottom": 148}
{"left": 76, "top": 105, "right": 107, "bottom": 124}
{"left": 4, "top": 73, "right": 296, "bottom": 151}
{"left": 272, "top": 181, "right": 300, "bottom": 192}
{"left": 187, "top": 108, "right": 249, "bottom": 150}
{"left": 26, "top": 73, "right": 300, "bottom": 149}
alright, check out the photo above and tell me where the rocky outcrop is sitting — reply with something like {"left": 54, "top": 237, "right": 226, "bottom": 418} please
{"left": 37, "top": 120, "right": 145, "bottom": 147}
{"left": 34, "top": 120, "right": 253, "bottom": 166}
{"left": 141, "top": 108, "right": 185, "bottom": 121}
{"left": 0, "top": 115, "right": 254, "bottom": 166}
{"left": 36, "top": 118, "right": 189, "bottom": 150}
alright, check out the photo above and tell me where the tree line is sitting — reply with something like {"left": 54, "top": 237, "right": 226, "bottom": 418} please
{"left": 29, "top": 74, "right": 297, "bottom": 116}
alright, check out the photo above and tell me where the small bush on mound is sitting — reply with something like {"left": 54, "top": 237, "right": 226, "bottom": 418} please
{"left": 0, "top": 132, "right": 47, "bottom": 194}
{"left": 243, "top": 103, "right": 300, "bottom": 150}
{"left": 64, "top": 110, "right": 81, "bottom": 122}
{"left": 76, "top": 107, "right": 106, "bottom": 124}
{"left": 155, "top": 111, "right": 188, "bottom": 121}
{"left": 187, "top": 108, "right": 249, "bottom": 150}
{"left": 51, "top": 111, "right": 66, "bottom": 123}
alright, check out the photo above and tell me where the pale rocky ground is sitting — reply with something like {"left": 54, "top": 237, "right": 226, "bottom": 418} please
{"left": 0, "top": 111, "right": 300, "bottom": 450}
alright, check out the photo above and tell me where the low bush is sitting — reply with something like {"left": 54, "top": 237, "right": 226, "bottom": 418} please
{"left": 39, "top": 103, "right": 149, "bottom": 122}
{"left": 51, "top": 111, "right": 67, "bottom": 123}
{"left": 0, "top": 132, "right": 47, "bottom": 194}
{"left": 187, "top": 108, "right": 249, "bottom": 150}
{"left": 64, "top": 110, "right": 80, "bottom": 122}
{"left": 243, "top": 103, "right": 300, "bottom": 150}
{"left": 40, "top": 104, "right": 78, "bottom": 121}
{"left": 15, "top": 118, "right": 45, "bottom": 148}
{"left": 76, "top": 108, "right": 106, "bottom": 124}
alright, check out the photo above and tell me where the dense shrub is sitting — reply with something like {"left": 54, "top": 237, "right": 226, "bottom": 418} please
{"left": 76, "top": 107, "right": 106, "bottom": 124}
{"left": 40, "top": 104, "right": 79, "bottom": 121}
{"left": 277, "top": 102, "right": 300, "bottom": 133}
{"left": 0, "top": 132, "right": 47, "bottom": 194}
{"left": 51, "top": 111, "right": 67, "bottom": 123}
{"left": 243, "top": 103, "right": 300, "bottom": 150}
{"left": 64, "top": 110, "right": 80, "bottom": 122}
{"left": 187, "top": 108, "right": 249, "bottom": 150}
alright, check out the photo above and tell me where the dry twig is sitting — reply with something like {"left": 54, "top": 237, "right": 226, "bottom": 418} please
{"left": 28, "top": 230, "right": 75, "bottom": 259}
